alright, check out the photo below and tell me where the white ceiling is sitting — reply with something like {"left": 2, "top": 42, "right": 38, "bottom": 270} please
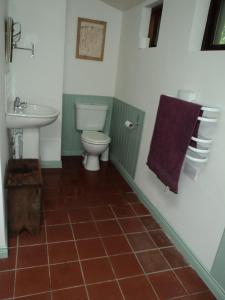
{"left": 100, "top": 0, "right": 147, "bottom": 11}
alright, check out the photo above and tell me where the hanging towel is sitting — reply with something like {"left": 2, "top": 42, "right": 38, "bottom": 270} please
{"left": 147, "top": 95, "right": 202, "bottom": 193}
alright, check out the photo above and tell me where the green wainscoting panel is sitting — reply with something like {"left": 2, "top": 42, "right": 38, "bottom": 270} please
{"left": 110, "top": 98, "right": 145, "bottom": 178}
{"left": 62, "top": 94, "right": 113, "bottom": 156}
{"left": 41, "top": 161, "right": 62, "bottom": 169}
{"left": 111, "top": 154, "right": 225, "bottom": 300}
{"left": 211, "top": 228, "right": 225, "bottom": 292}
{"left": 0, "top": 247, "right": 8, "bottom": 259}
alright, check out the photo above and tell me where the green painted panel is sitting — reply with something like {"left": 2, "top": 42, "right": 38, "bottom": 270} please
{"left": 211, "top": 229, "right": 225, "bottom": 291}
{"left": 62, "top": 94, "right": 113, "bottom": 156}
{"left": 41, "top": 160, "right": 62, "bottom": 169}
{"left": 0, "top": 247, "right": 8, "bottom": 259}
{"left": 110, "top": 98, "right": 145, "bottom": 178}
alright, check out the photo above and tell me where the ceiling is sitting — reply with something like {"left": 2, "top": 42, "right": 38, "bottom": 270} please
{"left": 100, "top": 0, "right": 147, "bottom": 11}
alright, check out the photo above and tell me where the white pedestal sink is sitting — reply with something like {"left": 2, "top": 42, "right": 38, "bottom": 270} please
{"left": 6, "top": 103, "right": 59, "bottom": 159}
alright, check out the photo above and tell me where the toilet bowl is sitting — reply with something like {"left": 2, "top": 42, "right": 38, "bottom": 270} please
{"left": 81, "top": 131, "right": 111, "bottom": 171}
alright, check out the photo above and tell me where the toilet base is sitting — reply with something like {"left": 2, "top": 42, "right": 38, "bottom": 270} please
{"left": 84, "top": 154, "right": 100, "bottom": 171}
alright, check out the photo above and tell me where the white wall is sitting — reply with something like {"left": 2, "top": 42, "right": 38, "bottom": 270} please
{"left": 0, "top": 0, "right": 9, "bottom": 252}
{"left": 9, "top": 0, "right": 67, "bottom": 162}
{"left": 63, "top": 0, "right": 122, "bottom": 96}
{"left": 115, "top": 0, "right": 225, "bottom": 271}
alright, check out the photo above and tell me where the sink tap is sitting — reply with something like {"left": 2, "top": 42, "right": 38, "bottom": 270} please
{"left": 14, "top": 97, "right": 27, "bottom": 112}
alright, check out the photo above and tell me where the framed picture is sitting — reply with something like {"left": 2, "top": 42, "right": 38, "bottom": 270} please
{"left": 76, "top": 17, "right": 107, "bottom": 61}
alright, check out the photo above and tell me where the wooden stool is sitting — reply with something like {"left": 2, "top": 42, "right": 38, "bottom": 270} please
{"left": 6, "top": 159, "right": 43, "bottom": 235}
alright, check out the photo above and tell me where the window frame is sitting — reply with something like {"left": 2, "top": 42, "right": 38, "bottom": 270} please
{"left": 201, "top": 0, "right": 225, "bottom": 50}
{"left": 148, "top": 3, "right": 163, "bottom": 48}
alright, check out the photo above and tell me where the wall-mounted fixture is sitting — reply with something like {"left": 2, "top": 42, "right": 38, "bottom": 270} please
{"left": 5, "top": 17, "right": 35, "bottom": 63}
{"left": 177, "top": 89, "right": 220, "bottom": 181}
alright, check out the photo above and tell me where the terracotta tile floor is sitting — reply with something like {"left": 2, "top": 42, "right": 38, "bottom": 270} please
{"left": 0, "top": 157, "right": 216, "bottom": 300}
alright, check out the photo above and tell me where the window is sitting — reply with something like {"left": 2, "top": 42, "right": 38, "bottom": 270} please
{"left": 202, "top": 0, "right": 225, "bottom": 50}
{"left": 148, "top": 3, "right": 163, "bottom": 47}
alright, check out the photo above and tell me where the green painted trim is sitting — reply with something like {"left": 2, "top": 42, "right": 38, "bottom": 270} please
{"left": 211, "top": 228, "right": 225, "bottom": 291}
{"left": 0, "top": 247, "right": 8, "bottom": 259}
{"left": 41, "top": 161, "right": 62, "bottom": 169}
{"left": 62, "top": 150, "right": 84, "bottom": 156}
{"left": 110, "top": 154, "right": 225, "bottom": 300}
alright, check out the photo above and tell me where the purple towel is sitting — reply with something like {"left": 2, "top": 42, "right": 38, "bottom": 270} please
{"left": 147, "top": 95, "right": 202, "bottom": 193}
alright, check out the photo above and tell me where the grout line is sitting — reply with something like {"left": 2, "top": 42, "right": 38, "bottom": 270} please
{"left": 44, "top": 218, "right": 53, "bottom": 300}
{"left": 159, "top": 248, "right": 189, "bottom": 296}
{"left": 68, "top": 213, "right": 90, "bottom": 300}
{"left": 12, "top": 235, "right": 19, "bottom": 299}
{"left": 42, "top": 213, "right": 152, "bottom": 228}
{"left": 88, "top": 208, "right": 126, "bottom": 300}
{"left": 109, "top": 204, "right": 160, "bottom": 300}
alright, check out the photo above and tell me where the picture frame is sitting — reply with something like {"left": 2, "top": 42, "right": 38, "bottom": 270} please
{"left": 76, "top": 17, "right": 107, "bottom": 61}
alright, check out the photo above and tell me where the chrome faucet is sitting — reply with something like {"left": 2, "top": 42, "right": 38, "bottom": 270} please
{"left": 14, "top": 97, "right": 27, "bottom": 112}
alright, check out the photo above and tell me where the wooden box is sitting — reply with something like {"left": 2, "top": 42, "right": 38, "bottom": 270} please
{"left": 6, "top": 159, "right": 43, "bottom": 235}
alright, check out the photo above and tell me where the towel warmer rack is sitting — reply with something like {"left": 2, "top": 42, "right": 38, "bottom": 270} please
{"left": 176, "top": 90, "right": 220, "bottom": 180}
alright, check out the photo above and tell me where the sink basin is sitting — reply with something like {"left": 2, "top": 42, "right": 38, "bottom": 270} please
{"left": 6, "top": 103, "right": 60, "bottom": 129}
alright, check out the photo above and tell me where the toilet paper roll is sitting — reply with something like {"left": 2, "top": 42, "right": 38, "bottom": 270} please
{"left": 125, "top": 120, "right": 134, "bottom": 129}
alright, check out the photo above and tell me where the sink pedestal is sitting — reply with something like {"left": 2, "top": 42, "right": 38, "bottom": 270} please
{"left": 23, "top": 128, "right": 40, "bottom": 158}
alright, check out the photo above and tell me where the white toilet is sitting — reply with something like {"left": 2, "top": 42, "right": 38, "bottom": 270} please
{"left": 75, "top": 103, "right": 111, "bottom": 171}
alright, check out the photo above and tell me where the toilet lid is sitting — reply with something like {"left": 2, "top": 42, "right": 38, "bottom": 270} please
{"left": 81, "top": 131, "right": 111, "bottom": 145}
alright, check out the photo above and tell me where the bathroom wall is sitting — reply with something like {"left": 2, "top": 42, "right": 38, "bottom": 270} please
{"left": 62, "top": 94, "right": 113, "bottom": 156}
{"left": 61, "top": 0, "right": 122, "bottom": 155}
{"left": 110, "top": 98, "right": 145, "bottom": 178}
{"left": 9, "top": 0, "right": 67, "bottom": 164}
{"left": 115, "top": 0, "right": 225, "bottom": 278}
{"left": 0, "top": 0, "right": 9, "bottom": 257}
{"left": 63, "top": 0, "right": 122, "bottom": 96}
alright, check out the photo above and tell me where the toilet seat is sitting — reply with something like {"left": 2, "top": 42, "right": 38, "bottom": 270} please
{"left": 81, "top": 131, "right": 111, "bottom": 145}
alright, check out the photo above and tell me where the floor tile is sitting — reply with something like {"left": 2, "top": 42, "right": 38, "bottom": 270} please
{"left": 110, "top": 253, "right": 143, "bottom": 278}
{"left": 87, "top": 281, "right": 123, "bottom": 300}
{"left": 82, "top": 257, "right": 114, "bottom": 284}
{"left": 45, "top": 211, "right": 69, "bottom": 226}
{"left": 73, "top": 222, "right": 99, "bottom": 239}
{"left": 19, "top": 227, "right": 46, "bottom": 246}
{"left": 15, "top": 266, "right": 50, "bottom": 297}
{"left": 119, "top": 218, "right": 146, "bottom": 233}
{"left": 112, "top": 205, "right": 136, "bottom": 218}
{"left": 46, "top": 225, "right": 73, "bottom": 243}
{"left": 17, "top": 245, "right": 48, "bottom": 268}
{"left": 161, "top": 246, "right": 188, "bottom": 268}
{"left": 175, "top": 291, "right": 216, "bottom": 300}
{"left": 123, "top": 193, "right": 139, "bottom": 203}
{"left": 52, "top": 286, "right": 88, "bottom": 300}
{"left": 3, "top": 157, "right": 212, "bottom": 300}
{"left": 148, "top": 270, "right": 187, "bottom": 299}
{"left": 17, "top": 292, "right": 51, "bottom": 299}
{"left": 50, "top": 262, "right": 83, "bottom": 290}
{"left": 48, "top": 241, "right": 78, "bottom": 264}
{"left": 91, "top": 206, "right": 114, "bottom": 220}
{"left": 77, "top": 238, "right": 106, "bottom": 259}
{"left": 140, "top": 216, "right": 160, "bottom": 231}
{"left": 175, "top": 267, "right": 208, "bottom": 293}
{"left": 0, "top": 271, "right": 15, "bottom": 299}
{"left": 96, "top": 220, "right": 122, "bottom": 236}
{"left": 136, "top": 249, "right": 170, "bottom": 273}
{"left": 8, "top": 235, "right": 18, "bottom": 248}
{"left": 0, "top": 248, "right": 16, "bottom": 271}
{"left": 69, "top": 208, "right": 93, "bottom": 223}
{"left": 119, "top": 275, "right": 157, "bottom": 300}
{"left": 149, "top": 229, "right": 172, "bottom": 247}
{"left": 102, "top": 235, "right": 131, "bottom": 255}
{"left": 127, "top": 232, "right": 156, "bottom": 251}
{"left": 131, "top": 203, "right": 150, "bottom": 216}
